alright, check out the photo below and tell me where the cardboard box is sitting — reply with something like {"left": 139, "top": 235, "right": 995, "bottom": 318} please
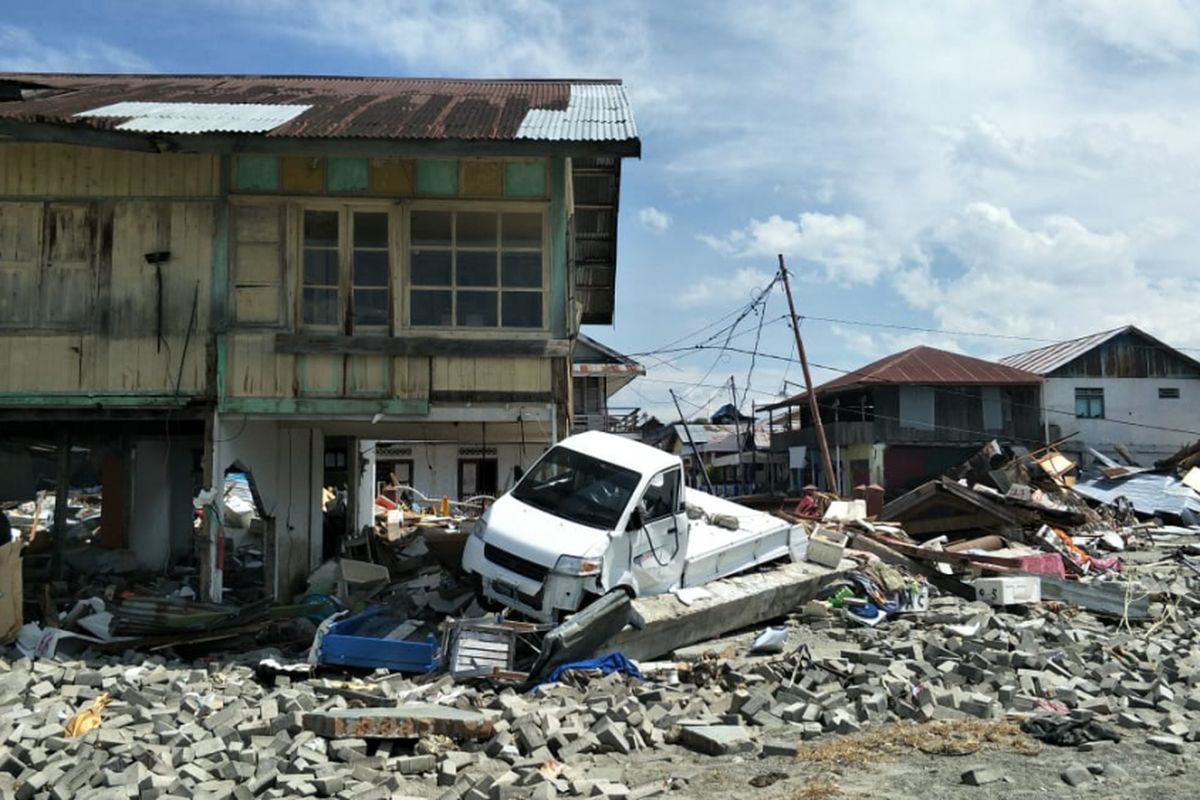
{"left": 975, "top": 575, "right": 1041, "bottom": 606}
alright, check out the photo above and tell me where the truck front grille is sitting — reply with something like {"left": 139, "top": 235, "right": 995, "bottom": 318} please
{"left": 484, "top": 544, "right": 549, "bottom": 582}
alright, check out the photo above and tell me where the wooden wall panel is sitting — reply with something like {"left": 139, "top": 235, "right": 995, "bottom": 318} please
{"left": 0, "top": 144, "right": 218, "bottom": 197}
{"left": 393, "top": 357, "right": 431, "bottom": 400}
{"left": 347, "top": 355, "right": 390, "bottom": 396}
{"left": 431, "top": 356, "right": 551, "bottom": 393}
{"left": 298, "top": 354, "right": 343, "bottom": 396}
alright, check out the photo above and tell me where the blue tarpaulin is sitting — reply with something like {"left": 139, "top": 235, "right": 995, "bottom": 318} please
{"left": 540, "top": 653, "right": 643, "bottom": 686}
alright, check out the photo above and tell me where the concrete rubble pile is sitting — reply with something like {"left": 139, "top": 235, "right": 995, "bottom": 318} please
{"left": 2, "top": 543, "right": 1199, "bottom": 800}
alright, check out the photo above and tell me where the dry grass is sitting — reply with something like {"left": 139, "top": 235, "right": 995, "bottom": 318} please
{"left": 795, "top": 719, "right": 1041, "bottom": 769}
{"left": 790, "top": 774, "right": 847, "bottom": 800}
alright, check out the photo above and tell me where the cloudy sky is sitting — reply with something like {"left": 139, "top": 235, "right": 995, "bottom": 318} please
{"left": 6, "top": 1, "right": 1200, "bottom": 420}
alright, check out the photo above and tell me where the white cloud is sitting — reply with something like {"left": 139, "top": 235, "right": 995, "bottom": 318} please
{"left": 638, "top": 206, "right": 672, "bottom": 232}
{"left": 676, "top": 267, "right": 775, "bottom": 308}
{"left": 0, "top": 24, "right": 151, "bottom": 72}
{"left": 700, "top": 212, "right": 898, "bottom": 284}
{"left": 904, "top": 202, "right": 1200, "bottom": 353}
{"left": 1061, "top": 0, "right": 1200, "bottom": 62}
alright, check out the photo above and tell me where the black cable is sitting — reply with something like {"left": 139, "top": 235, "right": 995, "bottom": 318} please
{"left": 633, "top": 345, "right": 1200, "bottom": 438}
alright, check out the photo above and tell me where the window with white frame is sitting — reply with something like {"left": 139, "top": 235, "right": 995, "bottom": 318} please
{"left": 409, "top": 209, "right": 544, "bottom": 329}
{"left": 301, "top": 208, "right": 390, "bottom": 331}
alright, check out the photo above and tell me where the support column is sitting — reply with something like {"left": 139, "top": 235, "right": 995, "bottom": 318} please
{"left": 51, "top": 428, "right": 70, "bottom": 581}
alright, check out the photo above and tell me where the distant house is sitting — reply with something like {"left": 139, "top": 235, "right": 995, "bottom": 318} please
{"left": 761, "top": 346, "right": 1043, "bottom": 497}
{"left": 1000, "top": 325, "right": 1200, "bottom": 467}
{"left": 571, "top": 334, "right": 645, "bottom": 435}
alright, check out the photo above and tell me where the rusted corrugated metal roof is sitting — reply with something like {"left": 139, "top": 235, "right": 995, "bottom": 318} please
{"left": 0, "top": 73, "right": 639, "bottom": 145}
{"left": 761, "top": 345, "right": 1042, "bottom": 410}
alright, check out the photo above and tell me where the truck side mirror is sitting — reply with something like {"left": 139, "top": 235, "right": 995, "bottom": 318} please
{"left": 626, "top": 509, "right": 643, "bottom": 532}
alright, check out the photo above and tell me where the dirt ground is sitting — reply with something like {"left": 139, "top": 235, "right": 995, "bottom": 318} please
{"left": 607, "top": 733, "right": 1197, "bottom": 799}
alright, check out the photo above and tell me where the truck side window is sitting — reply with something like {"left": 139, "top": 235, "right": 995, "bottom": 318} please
{"left": 640, "top": 469, "right": 681, "bottom": 521}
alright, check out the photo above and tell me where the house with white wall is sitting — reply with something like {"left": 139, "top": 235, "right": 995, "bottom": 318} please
{"left": 1000, "top": 325, "right": 1200, "bottom": 467}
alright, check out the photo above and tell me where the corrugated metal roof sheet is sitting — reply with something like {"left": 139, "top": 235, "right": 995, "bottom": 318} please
{"left": 75, "top": 101, "right": 311, "bottom": 133}
{"left": 998, "top": 326, "right": 1130, "bottom": 375}
{"left": 516, "top": 84, "right": 637, "bottom": 142}
{"left": 761, "top": 345, "right": 1042, "bottom": 410}
{"left": 0, "top": 73, "right": 640, "bottom": 146}
{"left": 1074, "top": 471, "right": 1200, "bottom": 522}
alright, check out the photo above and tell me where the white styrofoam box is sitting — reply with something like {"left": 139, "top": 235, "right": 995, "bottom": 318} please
{"left": 806, "top": 527, "right": 848, "bottom": 569}
{"left": 975, "top": 575, "right": 1042, "bottom": 606}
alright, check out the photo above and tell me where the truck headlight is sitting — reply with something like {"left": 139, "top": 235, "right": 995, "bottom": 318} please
{"left": 467, "top": 520, "right": 486, "bottom": 541}
{"left": 554, "top": 555, "right": 603, "bottom": 576}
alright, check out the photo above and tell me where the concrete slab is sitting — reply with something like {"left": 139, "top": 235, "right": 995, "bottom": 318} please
{"left": 599, "top": 559, "right": 844, "bottom": 661}
{"left": 678, "top": 725, "right": 757, "bottom": 756}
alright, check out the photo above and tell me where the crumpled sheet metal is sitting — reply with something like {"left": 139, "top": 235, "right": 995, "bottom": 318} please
{"left": 1074, "top": 472, "right": 1200, "bottom": 523}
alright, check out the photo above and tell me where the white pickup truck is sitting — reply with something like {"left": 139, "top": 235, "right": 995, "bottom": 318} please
{"left": 461, "top": 431, "right": 806, "bottom": 623}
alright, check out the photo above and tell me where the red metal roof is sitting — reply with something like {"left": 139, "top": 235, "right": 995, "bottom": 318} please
{"left": 762, "top": 345, "right": 1041, "bottom": 410}
{"left": 0, "top": 73, "right": 637, "bottom": 144}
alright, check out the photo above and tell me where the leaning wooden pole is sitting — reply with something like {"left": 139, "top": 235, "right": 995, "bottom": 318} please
{"left": 778, "top": 254, "right": 837, "bottom": 495}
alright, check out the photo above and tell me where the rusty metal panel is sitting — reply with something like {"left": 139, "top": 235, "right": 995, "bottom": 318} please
{"left": 302, "top": 704, "right": 494, "bottom": 740}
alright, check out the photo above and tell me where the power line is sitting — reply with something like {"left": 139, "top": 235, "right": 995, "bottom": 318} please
{"left": 795, "top": 313, "right": 1200, "bottom": 355}
{"left": 637, "top": 343, "right": 1200, "bottom": 438}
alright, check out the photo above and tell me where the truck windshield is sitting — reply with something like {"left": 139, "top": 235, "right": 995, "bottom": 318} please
{"left": 511, "top": 445, "right": 641, "bottom": 530}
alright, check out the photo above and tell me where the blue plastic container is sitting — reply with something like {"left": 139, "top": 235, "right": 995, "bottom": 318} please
{"left": 319, "top": 605, "right": 441, "bottom": 673}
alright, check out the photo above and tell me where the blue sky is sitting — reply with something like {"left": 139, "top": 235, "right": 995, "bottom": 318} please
{"left": 6, "top": 1, "right": 1200, "bottom": 420}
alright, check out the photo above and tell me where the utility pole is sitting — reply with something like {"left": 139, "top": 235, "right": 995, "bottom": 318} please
{"left": 751, "top": 400, "right": 757, "bottom": 495}
{"left": 729, "top": 376, "right": 744, "bottom": 495}
{"left": 778, "top": 254, "right": 837, "bottom": 495}
{"left": 670, "top": 389, "right": 715, "bottom": 494}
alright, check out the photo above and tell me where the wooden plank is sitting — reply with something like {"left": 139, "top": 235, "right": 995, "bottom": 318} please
{"left": 276, "top": 334, "right": 569, "bottom": 358}
{"left": 392, "top": 356, "right": 430, "bottom": 400}
{"left": 298, "top": 353, "right": 344, "bottom": 396}
{"left": 347, "top": 354, "right": 390, "bottom": 396}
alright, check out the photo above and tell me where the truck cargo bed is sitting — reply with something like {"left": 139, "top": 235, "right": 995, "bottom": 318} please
{"left": 680, "top": 489, "right": 799, "bottom": 588}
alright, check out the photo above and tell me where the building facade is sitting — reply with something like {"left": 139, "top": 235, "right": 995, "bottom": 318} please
{"left": 1001, "top": 326, "right": 1200, "bottom": 467}
{"left": 763, "top": 346, "right": 1043, "bottom": 498}
{"left": 0, "top": 73, "right": 639, "bottom": 599}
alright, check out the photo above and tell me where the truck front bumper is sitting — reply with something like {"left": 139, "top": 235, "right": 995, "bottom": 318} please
{"left": 464, "top": 539, "right": 592, "bottom": 622}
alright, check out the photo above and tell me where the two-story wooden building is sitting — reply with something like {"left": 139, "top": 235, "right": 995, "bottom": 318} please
{"left": 761, "top": 345, "right": 1043, "bottom": 498}
{"left": 0, "top": 73, "right": 639, "bottom": 599}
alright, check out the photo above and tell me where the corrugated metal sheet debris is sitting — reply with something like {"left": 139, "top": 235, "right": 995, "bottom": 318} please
{"left": 1073, "top": 471, "right": 1200, "bottom": 523}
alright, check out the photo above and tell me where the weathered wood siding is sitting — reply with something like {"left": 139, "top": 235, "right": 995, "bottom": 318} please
{"left": 0, "top": 145, "right": 216, "bottom": 400}
{"left": 0, "top": 143, "right": 219, "bottom": 198}
{"left": 0, "top": 144, "right": 567, "bottom": 410}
